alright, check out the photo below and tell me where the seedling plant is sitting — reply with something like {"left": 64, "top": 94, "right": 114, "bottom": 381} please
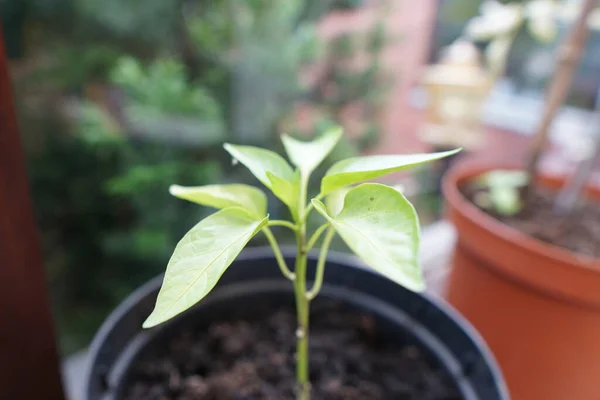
{"left": 143, "top": 127, "right": 458, "bottom": 399}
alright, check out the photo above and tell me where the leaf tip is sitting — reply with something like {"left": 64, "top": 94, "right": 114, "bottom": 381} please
{"left": 430, "top": 147, "right": 462, "bottom": 163}
{"left": 223, "top": 142, "right": 236, "bottom": 156}
{"left": 142, "top": 313, "right": 160, "bottom": 329}
{"left": 311, "top": 198, "right": 329, "bottom": 217}
{"left": 169, "top": 184, "right": 183, "bottom": 196}
{"left": 328, "top": 125, "right": 344, "bottom": 139}
{"left": 411, "top": 278, "right": 426, "bottom": 293}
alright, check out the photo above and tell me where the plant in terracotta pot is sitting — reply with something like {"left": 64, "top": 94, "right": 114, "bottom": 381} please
{"left": 83, "top": 127, "right": 509, "bottom": 400}
{"left": 443, "top": 1, "right": 600, "bottom": 399}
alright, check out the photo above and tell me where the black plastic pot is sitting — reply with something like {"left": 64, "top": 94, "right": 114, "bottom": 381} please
{"left": 84, "top": 248, "right": 508, "bottom": 400}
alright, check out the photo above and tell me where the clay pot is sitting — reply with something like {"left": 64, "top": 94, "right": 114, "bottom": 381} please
{"left": 443, "top": 162, "right": 600, "bottom": 400}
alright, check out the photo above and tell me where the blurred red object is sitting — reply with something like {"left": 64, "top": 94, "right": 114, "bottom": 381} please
{"left": 0, "top": 27, "right": 65, "bottom": 400}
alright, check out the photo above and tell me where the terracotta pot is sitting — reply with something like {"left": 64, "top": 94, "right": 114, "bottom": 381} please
{"left": 443, "top": 162, "right": 600, "bottom": 400}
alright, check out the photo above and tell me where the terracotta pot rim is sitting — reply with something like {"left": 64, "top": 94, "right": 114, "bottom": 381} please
{"left": 443, "top": 162, "right": 600, "bottom": 273}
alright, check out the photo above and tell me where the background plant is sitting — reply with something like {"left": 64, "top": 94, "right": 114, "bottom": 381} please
{"left": 464, "top": 0, "right": 559, "bottom": 80}
{"left": 456, "top": 0, "right": 600, "bottom": 217}
{"left": 6, "top": 0, "right": 396, "bottom": 352}
{"left": 143, "top": 127, "right": 457, "bottom": 399}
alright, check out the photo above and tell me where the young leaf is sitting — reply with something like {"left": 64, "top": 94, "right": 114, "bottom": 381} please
{"left": 224, "top": 143, "right": 297, "bottom": 208}
{"left": 267, "top": 171, "right": 299, "bottom": 218}
{"left": 169, "top": 184, "right": 267, "bottom": 218}
{"left": 312, "top": 183, "right": 424, "bottom": 292}
{"left": 477, "top": 170, "right": 528, "bottom": 188}
{"left": 281, "top": 127, "right": 343, "bottom": 175}
{"left": 320, "top": 149, "right": 460, "bottom": 195}
{"left": 325, "top": 186, "right": 352, "bottom": 217}
{"left": 476, "top": 170, "right": 527, "bottom": 216}
{"left": 143, "top": 208, "right": 268, "bottom": 328}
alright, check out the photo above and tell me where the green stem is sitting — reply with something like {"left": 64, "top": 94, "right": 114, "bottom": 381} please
{"left": 305, "top": 223, "right": 329, "bottom": 252}
{"left": 262, "top": 227, "right": 295, "bottom": 281}
{"left": 306, "top": 227, "right": 335, "bottom": 301}
{"left": 299, "top": 176, "right": 309, "bottom": 218}
{"left": 295, "top": 172, "right": 311, "bottom": 400}
{"left": 302, "top": 192, "right": 324, "bottom": 221}
{"left": 268, "top": 219, "right": 298, "bottom": 232}
{"left": 294, "top": 240, "right": 310, "bottom": 400}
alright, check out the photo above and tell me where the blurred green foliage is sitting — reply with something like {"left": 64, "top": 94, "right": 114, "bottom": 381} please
{"left": 111, "top": 58, "right": 222, "bottom": 118}
{"left": 8, "top": 0, "right": 394, "bottom": 353}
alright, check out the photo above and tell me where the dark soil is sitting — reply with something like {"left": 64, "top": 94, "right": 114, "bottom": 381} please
{"left": 462, "top": 183, "right": 600, "bottom": 258}
{"left": 123, "top": 301, "right": 461, "bottom": 400}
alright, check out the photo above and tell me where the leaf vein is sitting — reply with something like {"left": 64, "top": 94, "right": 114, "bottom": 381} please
{"left": 163, "top": 225, "right": 257, "bottom": 316}
{"left": 334, "top": 220, "right": 399, "bottom": 269}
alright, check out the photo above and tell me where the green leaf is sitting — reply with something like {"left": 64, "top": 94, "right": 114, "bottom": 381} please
{"left": 320, "top": 149, "right": 460, "bottom": 195}
{"left": 267, "top": 171, "right": 300, "bottom": 219}
{"left": 169, "top": 184, "right": 267, "bottom": 218}
{"left": 476, "top": 170, "right": 527, "bottom": 216}
{"left": 490, "top": 187, "right": 521, "bottom": 216}
{"left": 477, "top": 170, "right": 527, "bottom": 188}
{"left": 143, "top": 208, "right": 268, "bottom": 328}
{"left": 224, "top": 143, "right": 297, "bottom": 207}
{"left": 325, "top": 186, "right": 352, "bottom": 217}
{"left": 312, "top": 183, "right": 424, "bottom": 292}
{"left": 281, "top": 126, "right": 343, "bottom": 175}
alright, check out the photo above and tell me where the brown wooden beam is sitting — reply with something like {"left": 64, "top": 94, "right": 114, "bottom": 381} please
{"left": 0, "top": 26, "right": 65, "bottom": 400}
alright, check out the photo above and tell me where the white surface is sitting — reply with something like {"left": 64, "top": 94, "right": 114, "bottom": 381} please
{"left": 63, "top": 349, "right": 88, "bottom": 400}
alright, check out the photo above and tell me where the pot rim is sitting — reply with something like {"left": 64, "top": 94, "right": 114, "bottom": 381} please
{"left": 443, "top": 161, "right": 600, "bottom": 271}
{"left": 83, "top": 247, "right": 509, "bottom": 400}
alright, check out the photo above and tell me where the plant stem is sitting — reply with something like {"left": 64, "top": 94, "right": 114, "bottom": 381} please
{"left": 302, "top": 192, "right": 324, "bottom": 220}
{"left": 554, "top": 119, "right": 600, "bottom": 214}
{"left": 293, "top": 238, "right": 310, "bottom": 400}
{"left": 554, "top": 83, "right": 600, "bottom": 214}
{"left": 268, "top": 219, "right": 298, "bottom": 232}
{"left": 523, "top": 0, "right": 596, "bottom": 201}
{"left": 307, "top": 227, "right": 335, "bottom": 301}
{"left": 305, "top": 223, "right": 330, "bottom": 252}
{"left": 262, "top": 227, "right": 295, "bottom": 281}
{"left": 294, "top": 173, "right": 311, "bottom": 400}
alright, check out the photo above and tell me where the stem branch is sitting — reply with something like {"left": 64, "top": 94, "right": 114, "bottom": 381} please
{"left": 554, "top": 122, "right": 600, "bottom": 214}
{"left": 268, "top": 219, "right": 298, "bottom": 232}
{"left": 306, "top": 227, "right": 335, "bottom": 301}
{"left": 305, "top": 223, "right": 330, "bottom": 252}
{"left": 302, "top": 192, "right": 324, "bottom": 221}
{"left": 262, "top": 227, "right": 295, "bottom": 281}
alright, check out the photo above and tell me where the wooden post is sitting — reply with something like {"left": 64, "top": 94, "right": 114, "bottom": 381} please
{"left": 524, "top": 0, "right": 597, "bottom": 198}
{"left": 0, "top": 27, "right": 65, "bottom": 400}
